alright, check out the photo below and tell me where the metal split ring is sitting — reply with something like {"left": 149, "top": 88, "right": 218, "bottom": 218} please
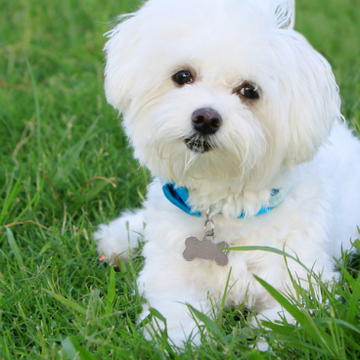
{"left": 204, "top": 208, "right": 215, "bottom": 233}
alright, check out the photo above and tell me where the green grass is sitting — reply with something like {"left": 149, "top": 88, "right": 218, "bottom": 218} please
{"left": 0, "top": 0, "right": 359, "bottom": 358}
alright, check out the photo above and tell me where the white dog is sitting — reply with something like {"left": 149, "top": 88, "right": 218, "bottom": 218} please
{"left": 94, "top": 0, "right": 360, "bottom": 347}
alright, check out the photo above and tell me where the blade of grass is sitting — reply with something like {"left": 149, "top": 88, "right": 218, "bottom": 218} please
{"left": 69, "top": 180, "right": 113, "bottom": 213}
{"left": 0, "top": 174, "right": 23, "bottom": 226}
{"left": 353, "top": 239, "right": 360, "bottom": 252}
{"left": 342, "top": 333, "right": 360, "bottom": 352}
{"left": 55, "top": 118, "right": 99, "bottom": 184}
{"left": 105, "top": 267, "right": 116, "bottom": 315}
{"left": 25, "top": 55, "right": 42, "bottom": 161}
{"left": 6, "top": 226, "right": 25, "bottom": 271}
{"left": 62, "top": 336, "right": 97, "bottom": 360}
{"left": 345, "top": 272, "right": 360, "bottom": 324}
{"left": 254, "top": 275, "right": 337, "bottom": 356}
{"left": 187, "top": 305, "right": 226, "bottom": 342}
{"left": 315, "top": 318, "right": 360, "bottom": 336}
{"left": 42, "top": 289, "right": 87, "bottom": 316}
{"left": 86, "top": 288, "right": 100, "bottom": 322}
{"left": 228, "top": 245, "right": 299, "bottom": 263}
{"left": 148, "top": 307, "right": 167, "bottom": 324}
{"left": 13, "top": 177, "right": 45, "bottom": 224}
{"left": 2, "top": 332, "right": 13, "bottom": 360}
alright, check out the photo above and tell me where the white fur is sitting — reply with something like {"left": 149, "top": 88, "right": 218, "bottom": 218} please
{"left": 94, "top": 0, "right": 360, "bottom": 348}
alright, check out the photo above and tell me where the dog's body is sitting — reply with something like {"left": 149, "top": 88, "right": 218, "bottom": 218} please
{"left": 95, "top": 0, "right": 360, "bottom": 347}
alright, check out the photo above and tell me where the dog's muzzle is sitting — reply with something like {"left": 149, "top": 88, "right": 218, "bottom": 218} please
{"left": 184, "top": 108, "right": 222, "bottom": 153}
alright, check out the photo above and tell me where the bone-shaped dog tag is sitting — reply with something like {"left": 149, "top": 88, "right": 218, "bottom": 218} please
{"left": 183, "top": 230, "right": 229, "bottom": 266}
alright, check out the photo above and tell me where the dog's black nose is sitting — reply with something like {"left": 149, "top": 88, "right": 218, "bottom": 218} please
{"left": 191, "top": 108, "right": 222, "bottom": 135}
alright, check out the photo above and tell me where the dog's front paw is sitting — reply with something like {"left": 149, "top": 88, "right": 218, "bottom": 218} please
{"left": 94, "top": 222, "right": 131, "bottom": 266}
{"left": 137, "top": 300, "right": 213, "bottom": 348}
{"left": 140, "top": 308, "right": 201, "bottom": 348}
{"left": 94, "top": 210, "right": 145, "bottom": 265}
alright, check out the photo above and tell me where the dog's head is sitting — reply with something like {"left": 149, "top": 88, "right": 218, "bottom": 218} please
{"left": 104, "top": 0, "right": 340, "bottom": 194}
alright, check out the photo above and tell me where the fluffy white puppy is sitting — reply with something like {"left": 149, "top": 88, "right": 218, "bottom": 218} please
{"left": 95, "top": 0, "right": 360, "bottom": 347}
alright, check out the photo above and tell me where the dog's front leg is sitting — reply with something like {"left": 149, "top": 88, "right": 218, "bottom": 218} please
{"left": 137, "top": 245, "right": 215, "bottom": 347}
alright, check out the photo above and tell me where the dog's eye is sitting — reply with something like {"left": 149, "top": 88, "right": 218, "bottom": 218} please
{"left": 172, "top": 70, "right": 194, "bottom": 86}
{"left": 235, "top": 83, "right": 260, "bottom": 100}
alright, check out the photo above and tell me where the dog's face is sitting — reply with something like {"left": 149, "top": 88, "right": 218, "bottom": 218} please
{"left": 104, "top": 0, "right": 340, "bottom": 194}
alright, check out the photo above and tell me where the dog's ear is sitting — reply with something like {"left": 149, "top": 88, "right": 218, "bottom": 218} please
{"left": 103, "top": 14, "right": 140, "bottom": 112}
{"left": 274, "top": 32, "right": 341, "bottom": 166}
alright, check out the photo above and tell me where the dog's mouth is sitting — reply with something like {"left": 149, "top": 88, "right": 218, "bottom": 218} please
{"left": 184, "top": 135, "right": 213, "bottom": 153}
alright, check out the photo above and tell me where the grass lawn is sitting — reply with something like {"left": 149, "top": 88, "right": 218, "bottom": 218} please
{"left": 0, "top": 0, "right": 359, "bottom": 358}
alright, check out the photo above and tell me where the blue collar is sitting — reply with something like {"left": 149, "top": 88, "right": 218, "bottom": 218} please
{"left": 162, "top": 183, "right": 286, "bottom": 218}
